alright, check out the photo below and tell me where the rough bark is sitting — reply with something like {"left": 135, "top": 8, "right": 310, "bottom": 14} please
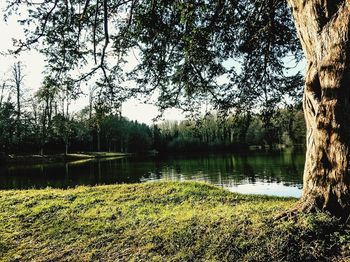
{"left": 288, "top": 0, "right": 350, "bottom": 217}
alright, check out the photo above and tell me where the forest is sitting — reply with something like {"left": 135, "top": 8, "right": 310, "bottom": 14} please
{"left": 0, "top": 47, "right": 305, "bottom": 157}
{"left": 0, "top": 64, "right": 305, "bottom": 155}
{"left": 1, "top": 61, "right": 305, "bottom": 155}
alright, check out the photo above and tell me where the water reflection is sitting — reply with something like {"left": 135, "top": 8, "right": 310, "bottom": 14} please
{"left": 0, "top": 151, "right": 304, "bottom": 197}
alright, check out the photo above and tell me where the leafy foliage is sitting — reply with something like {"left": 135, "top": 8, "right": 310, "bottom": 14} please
{"left": 155, "top": 106, "right": 305, "bottom": 153}
{"left": 5, "top": 0, "right": 303, "bottom": 116}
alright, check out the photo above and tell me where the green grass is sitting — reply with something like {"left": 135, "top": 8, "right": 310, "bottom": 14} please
{"left": 0, "top": 182, "right": 349, "bottom": 261}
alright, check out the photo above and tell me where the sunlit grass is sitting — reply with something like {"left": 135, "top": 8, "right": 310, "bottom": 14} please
{"left": 0, "top": 182, "right": 349, "bottom": 261}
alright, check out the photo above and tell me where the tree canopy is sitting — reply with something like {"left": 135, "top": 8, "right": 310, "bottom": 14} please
{"left": 4, "top": 0, "right": 304, "bottom": 116}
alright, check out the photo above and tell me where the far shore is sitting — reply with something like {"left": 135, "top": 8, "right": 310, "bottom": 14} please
{"left": 0, "top": 152, "right": 130, "bottom": 165}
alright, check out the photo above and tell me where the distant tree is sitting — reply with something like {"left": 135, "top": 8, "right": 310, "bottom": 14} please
{"left": 52, "top": 114, "right": 72, "bottom": 155}
{"left": 246, "top": 117, "right": 264, "bottom": 146}
{"left": 152, "top": 124, "right": 165, "bottom": 152}
{"left": 0, "top": 81, "right": 6, "bottom": 108}
{"left": 273, "top": 105, "right": 306, "bottom": 147}
{"left": 72, "top": 108, "right": 93, "bottom": 151}
{"left": 101, "top": 115, "right": 126, "bottom": 152}
{"left": 0, "top": 102, "right": 16, "bottom": 153}
{"left": 9, "top": 61, "right": 25, "bottom": 140}
{"left": 128, "top": 122, "right": 152, "bottom": 153}
{"left": 35, "top": 76, "right": 60, "bottom": 155}
{"left": 93, "top": 99, "right": 107, "bottom": 152}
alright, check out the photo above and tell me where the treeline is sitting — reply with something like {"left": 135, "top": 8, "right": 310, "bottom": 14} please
{"left": 0, "top": 62, "right": 305, "bottom": 155}
{"left": 154, "top": 106, "right": 305, "bottom": 153}
{"left": 0, "top": 62, "right": 153, "bottom": 155}
{"left": 0, "top": 86, "right": 305, "bottom": 155}
{"left": 0, "top": 100, "right": 153, "bottom": 154}
{"left": 0, "top": 62, "right": 155, "bottom": 155}
{"left": 0, "top": 88, "right": 305, "bottom": 155}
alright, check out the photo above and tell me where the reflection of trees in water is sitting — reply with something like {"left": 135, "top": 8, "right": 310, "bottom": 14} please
{"left": 0, "top": 152, "right": 304, "bottom": 190}
{"left": 240, "top": 157, "right": 256, "bottom": 183}
{"left": 175, "top": 164, "right": 181, "bottom": 174}
{"left": 65, "top": 163, "right": 69, "bottom": 180}
{"left": 235, "top": 153, "right": 303, "bottom": 185}
{"left": 135, "top": 152, "right": 305, "bottom": 188}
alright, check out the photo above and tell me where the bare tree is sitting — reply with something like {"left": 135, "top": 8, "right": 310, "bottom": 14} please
{"left": 9, "top": 61, "right": 25, "bottom": 138}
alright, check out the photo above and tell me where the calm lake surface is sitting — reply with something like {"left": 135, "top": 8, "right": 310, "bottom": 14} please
{"left": 0, "top": 151, "right": 305, "bottom": 197}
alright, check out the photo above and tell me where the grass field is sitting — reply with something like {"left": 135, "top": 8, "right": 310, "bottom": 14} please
{"left": 0, "top": 182, "right": 349, "bottom": 261}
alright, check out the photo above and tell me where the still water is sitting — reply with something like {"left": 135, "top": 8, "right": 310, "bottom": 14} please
{"left": 0, "top": 151, "right": 305, "bottom": 197}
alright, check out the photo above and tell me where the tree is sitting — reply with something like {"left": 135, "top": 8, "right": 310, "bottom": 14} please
{"left": 35, "top": 76, "right": 59, "bottom": 155}
{"left": 287, "top": 1, "right": 350, "bottom": 216}
{"left": 0, "top": 81, "right": 6, "bottom": 108}
{"left": 5, "top": 0, "right": 350, "bottom": 216}
{"left": 52, "top": 113, "right": 73, "bottom": 155}
{"left": 9, "top": 61, "right": 25, "bottom": 140}
{"left": 11, "top": 62, "right": 24, "bottom": 121}
{"left": 58, "top": 77, "right": 80, "bottom": 155}
{"left": 0, "top": 102, "right": 16, "bottom": 153}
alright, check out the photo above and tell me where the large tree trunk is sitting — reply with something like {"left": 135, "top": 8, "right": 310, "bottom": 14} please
{"left": 288, "top": 0, "right": 350, "bottom": 217}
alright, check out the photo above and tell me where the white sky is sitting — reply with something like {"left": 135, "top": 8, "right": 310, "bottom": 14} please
{"left": 0, "top": 2, "right": 186, "bottom": 125}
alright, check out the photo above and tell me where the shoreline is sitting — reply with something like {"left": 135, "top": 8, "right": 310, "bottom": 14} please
{"left": 0, "top": 152, "right": 130, "bottom": 165}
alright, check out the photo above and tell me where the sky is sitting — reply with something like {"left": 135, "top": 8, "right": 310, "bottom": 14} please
{"left": 0, "top": 1, "right": 186, "bottom": 125}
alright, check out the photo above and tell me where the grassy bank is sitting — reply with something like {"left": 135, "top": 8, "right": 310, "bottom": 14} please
{"left": 0, "top": 182, "right": 349, "bottom": 261}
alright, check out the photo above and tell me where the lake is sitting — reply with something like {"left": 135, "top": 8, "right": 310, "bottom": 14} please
{"left": 0, "top": 151, "right": 305, "bottom": 197}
